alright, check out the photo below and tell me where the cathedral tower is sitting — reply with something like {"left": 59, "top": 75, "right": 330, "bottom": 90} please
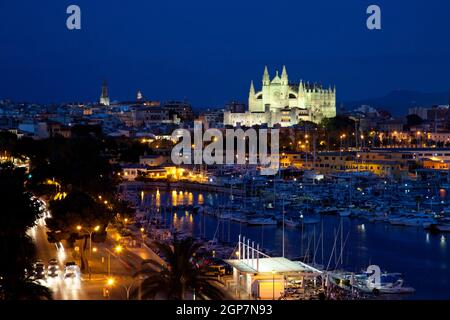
{"left": 100, "top": 80, "right": 110, "bottom": 106}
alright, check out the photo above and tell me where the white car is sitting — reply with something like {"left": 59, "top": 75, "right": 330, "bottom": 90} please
{"left": 64, "top": 262, "right": 80, "bottom": 282}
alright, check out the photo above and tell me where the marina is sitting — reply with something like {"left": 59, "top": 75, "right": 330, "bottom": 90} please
{"left": 118, "top": 172, "right": 450, "bottom": 300}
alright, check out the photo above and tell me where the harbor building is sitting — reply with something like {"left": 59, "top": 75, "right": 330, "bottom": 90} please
{"left": 224, "top": 236, "right": 322, "bottom": 300}
{"left": 224, "top": 66, "right": 336, "bottom": 127}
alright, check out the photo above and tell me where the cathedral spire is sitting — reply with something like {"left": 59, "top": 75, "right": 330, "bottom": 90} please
{"left": 263, "top": 66, "right": 270, "bottom": 85}
{"left": 281, "top": 65, "right": 288, "bottom": 82}
{"left": 249, "top": 80, "right": 255, "bottom": 95}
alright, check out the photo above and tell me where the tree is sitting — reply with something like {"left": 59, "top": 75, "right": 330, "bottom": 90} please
{"left": 320, "top": 116, "right": 355, "bottom": 133}
{"left": 0, "top": 163, "right": 51, "bottom": 300}
{"left": 46, "top": 191, "right": 113, "bottom": 271}
{"left": 134, "top": 237, "right": 229, "bottom": 300}
{"left": 23, "top": 136, "right": 116, "bottom": 197}
{"left": 406, "top": 114, "right": 423, "bottom": 127}
{"left": 320, "top": 116, "right": 356, "bottom": 150}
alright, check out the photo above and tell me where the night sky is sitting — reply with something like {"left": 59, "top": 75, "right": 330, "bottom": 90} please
{"left": 0, "top": 0, "right": 449, "bottom": 108}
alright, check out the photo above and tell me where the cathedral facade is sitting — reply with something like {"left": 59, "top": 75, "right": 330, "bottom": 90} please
{"left": 224, "top": 66, "right": 336, "bottom": 127}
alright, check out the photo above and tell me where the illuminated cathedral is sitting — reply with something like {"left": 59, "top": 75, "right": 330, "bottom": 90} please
{"left": 224, "top": 66, "right": 336, "bottom": 127}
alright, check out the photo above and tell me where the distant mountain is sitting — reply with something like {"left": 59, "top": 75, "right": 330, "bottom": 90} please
{"left": 344, "top": 90, "right": 449, "bottom": 116}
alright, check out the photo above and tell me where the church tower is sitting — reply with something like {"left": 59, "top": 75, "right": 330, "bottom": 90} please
{"left": 248, "top": 80, "right": 256, "bottom": 111}
{"left": 281, "top": 65, "right": 288, "bottom": 85}
{"left": 262, "top": 66, "right": 270, "bottom": 86}
{"left": 137, "top": 90, "right": 143, "bottom": 101}
{"left": 100, "top": 80, "right": 110, "bottom": 106}
{"left": 261, "top": 66, "right": 271, "bottom": 111}
{"left": 298, "top": 80, "right": 306, "bottom": 108}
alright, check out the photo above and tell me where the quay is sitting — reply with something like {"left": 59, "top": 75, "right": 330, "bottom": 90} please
{"left": 119, "top": 180, "right": 246, "bottom": 196}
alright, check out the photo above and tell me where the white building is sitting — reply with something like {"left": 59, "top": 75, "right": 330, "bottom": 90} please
{"left": 224, "top": 66, "right": 336, "bottom": 127}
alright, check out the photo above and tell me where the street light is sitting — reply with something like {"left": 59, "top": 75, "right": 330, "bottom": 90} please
{"left": 272, "top": 270, "right": 276, "bottom": 300}
{"left": 77, "top": 225, "right": 101, "bottom": 280}
{"left": 140, "top": 227, "right": 146, "bottom": 247}
{"left": 107, "top": 277, "right": 115, "bottom": 286}
{"left": 105, "top": 277, "right": 115, "bottom": 300}
{"left": 107, "top": 245, "right": 124, "bottom": 277}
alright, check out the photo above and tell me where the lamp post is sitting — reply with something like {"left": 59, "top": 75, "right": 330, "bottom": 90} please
{"left": 77, "top": 225, "right": 100, "bottom": 280}
{"left": 106, "top": 277, "right": 115, "bottom": 300}
{"left": 300, "top": 214, "right": 304, "bottom": 258}
{"left": 140, "top": 227, "right": 146, "bottom": 248}
{"left": 107, "top": 245, "right": 123, "bottom": 277}
{"left": 272, "top": 270, "right": 276, "bottom": 300}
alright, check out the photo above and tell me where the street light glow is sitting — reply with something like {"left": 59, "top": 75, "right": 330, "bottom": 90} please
{"left": 115, "top": 245, "right": 123, "bottom": 253}
{"left": 107, "top": 278, "right": 115, "bottom": 286}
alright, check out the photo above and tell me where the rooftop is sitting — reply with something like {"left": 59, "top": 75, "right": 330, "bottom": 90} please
{"left": 224, "top": 257, "right": 322, "bottom": 274}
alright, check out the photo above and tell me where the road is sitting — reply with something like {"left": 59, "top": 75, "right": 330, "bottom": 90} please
{"left": 28, "top": 205, "right": 153, "bottom": 299}
{"left": 27, "top": 216, "right": 93, "bottom": 299}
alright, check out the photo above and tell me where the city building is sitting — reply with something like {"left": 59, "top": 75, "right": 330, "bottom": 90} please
{"left": 225, "top": 101, "right": 246, "bottom": 113}
{"left": 130, "top": 105, "right": 178, "bottom": 127}
{"left": 139, "top": 154, "right": 169, "bottom": 167}
{"left": 409, "top": 106, "right": 429, "bottom": 120}
{"left": 224, "top": 66, "right": 336, "bottom": 127}
{"left": 197, "top": 108, "right": 224, "bottom": 129}
{"left": 99, "top": 80, "right": 110, "bottom": 106}
{"left": 163, "top": 101, "right": 195, "bottom": 122}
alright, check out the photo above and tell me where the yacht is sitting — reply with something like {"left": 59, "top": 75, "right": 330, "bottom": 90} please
{"left": 247, "top": 217, "right": 277, "bottom": 226}
{"left": 284, "top": 217, "right": 300, "bottom": 228}
{"left": 339, "top": 209, "right": 352, "bottom": 217}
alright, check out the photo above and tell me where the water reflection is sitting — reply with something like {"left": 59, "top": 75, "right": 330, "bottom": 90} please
{"left": 138, "top": 189, "right": 450, "bottom": 299}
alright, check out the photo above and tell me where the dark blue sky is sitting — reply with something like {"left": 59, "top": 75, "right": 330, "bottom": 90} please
{"left": 0, "top": 0, "right": 449, "bottom": 107}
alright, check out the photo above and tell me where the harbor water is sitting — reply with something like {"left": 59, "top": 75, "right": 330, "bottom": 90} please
{"left": 139, "top": 189, "right": 449, "bottom": 300}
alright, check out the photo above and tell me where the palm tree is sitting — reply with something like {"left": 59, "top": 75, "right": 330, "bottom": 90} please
{"left": 134, "top": 237, "right": 229, "bottom": 300}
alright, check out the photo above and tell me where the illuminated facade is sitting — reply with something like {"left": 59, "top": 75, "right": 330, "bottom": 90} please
{"left": 224, "top": 66, "right": 336, "bottom": 127}
{"left": 100, "top": 80, "right": 110, "bottom": 106}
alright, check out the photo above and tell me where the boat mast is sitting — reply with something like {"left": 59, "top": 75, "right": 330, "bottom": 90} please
{"left": 313, "top": 224, "right": 316, "bottom": 265}
{"left": 321, "top": 217, "right": 324, "bottom": 265}
{"left": 340, "top": 219, "right": 344, "bottom": 266}
{"left": 282, "top": 197, "right": 285, "bottom": 258}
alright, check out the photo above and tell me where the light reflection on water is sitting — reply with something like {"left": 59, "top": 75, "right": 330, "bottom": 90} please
{"left": 140, "top": 189, "right": 450, "bottom": 300}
